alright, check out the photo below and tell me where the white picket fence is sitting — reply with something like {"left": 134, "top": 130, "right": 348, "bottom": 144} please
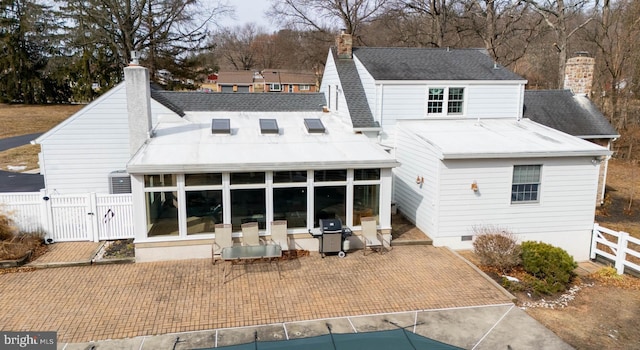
{"left": 0, "top": 191, "right": 134, "bottom": 242}
{"left": 591, "top": 223, "right": 640, "bottom": 275}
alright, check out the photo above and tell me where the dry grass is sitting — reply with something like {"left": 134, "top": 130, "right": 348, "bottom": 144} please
{"left": 0, "top": 104, "right": 83, "bottom": 138}
{"left": 0, "top": 104, "right": 83, "bottom": 172}
{"left": 0, "top": 144, "right": 40, "bottom": 171}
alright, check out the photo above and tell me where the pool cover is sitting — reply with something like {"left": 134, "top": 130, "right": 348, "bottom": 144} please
{"left": 198, "top": 328, "right": 463, "bottom": 350}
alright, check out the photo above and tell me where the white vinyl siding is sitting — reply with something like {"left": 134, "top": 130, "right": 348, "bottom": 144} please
{"left": 378, "top": 85, "right": 426, "bottom": 144}
{"left": 394, "top": 121, "right": 600, "bottom": 260}
{"left": 393, "top": 126, "right": 441, "bottom": 236}
{"left": 465, "top": 84, "right": 521, "bottom": 118}
{"left": 319, "top": 52, "right": 339, "bottom": 109}
{"left": 319, "top": 52, "right": 352, "bottom": 125}
{"left": 38, "top": 83, "right": 174, "bottom": 194}
{"left": 436, "top": 157, "right": 598, "bottom": 238}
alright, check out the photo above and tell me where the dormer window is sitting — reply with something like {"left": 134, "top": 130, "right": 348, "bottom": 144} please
{"left": 427, "top": 87, "right": 465, "bottom": 115}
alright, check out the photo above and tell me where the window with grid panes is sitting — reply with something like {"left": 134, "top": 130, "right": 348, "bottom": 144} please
{"left": 427, "top": 88, "right": 444, "bottom": 113}
{"left": 447, "top": 88, "right": 464, "bottom": 114}
{"left": 511, "top": 165, "right": 541, "bottom": 203}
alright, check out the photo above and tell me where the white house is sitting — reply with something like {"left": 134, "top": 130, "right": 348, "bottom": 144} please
{"left": 320, "top": 32, "right": 614, "bottom": 260}
{"left": 31, "top": 32, "right": 617, "bottom": 262}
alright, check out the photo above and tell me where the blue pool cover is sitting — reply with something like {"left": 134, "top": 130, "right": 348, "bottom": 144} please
{"left": 197, "top": 328, "right": 463, "bottom": 350}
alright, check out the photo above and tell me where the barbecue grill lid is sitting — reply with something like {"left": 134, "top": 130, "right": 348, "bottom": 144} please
{"left": 320, "top": 218, "right": 342, "bottom": 231}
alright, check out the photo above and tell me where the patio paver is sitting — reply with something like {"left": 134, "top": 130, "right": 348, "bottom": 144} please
{"left": 0, "top": 245, "right": 513, "bottom": 343}
{"left": 28, "top": 241, "right": 102, "bottom": 267}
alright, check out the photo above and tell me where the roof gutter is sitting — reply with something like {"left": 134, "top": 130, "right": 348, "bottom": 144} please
{"left": 353, "top": 127, "right": 383, "bottom": 132}
{"left": 441, "top": 149, "right": 612, "bottom": 160}
{"left": 127, "top": 160, "right": 401, "bottom": 175}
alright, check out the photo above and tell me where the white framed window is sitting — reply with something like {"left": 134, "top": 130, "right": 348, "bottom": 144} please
{"left": 300, "top": 84, "right": 310, "bottom": 91}
{"left": 511, "top": 165, "right": 541, "bottom": 203}
{"left": 427, "top": 87, "right": 465, "bottom": 115}
{"left": 270, "top": 83, "right": 281, "bottom": 92}
{"left": 288, "top": 85, "right": 294, "bottom": 93}
{"left": 427, "top": 88, "right": 444, "bottom": 113}
{"left": 447, "top": 88, "right": 464, "bottom": 114}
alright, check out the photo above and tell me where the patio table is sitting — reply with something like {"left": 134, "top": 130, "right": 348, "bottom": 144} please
{"left": 220, "top": 244, "right": 282, "bottom": 283}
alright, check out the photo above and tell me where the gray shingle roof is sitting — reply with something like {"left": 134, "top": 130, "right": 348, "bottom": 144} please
{"left": 352, "top": 47, "right": 525, "bottom": 81}
{"left": 333, "top": 49, "right": 377, "bottom": 128}
{"left": 151, "top": 91, "right": 326, "bottom": 114}
{"left": 524, "top": 90, "right": 619, "bottom": 139}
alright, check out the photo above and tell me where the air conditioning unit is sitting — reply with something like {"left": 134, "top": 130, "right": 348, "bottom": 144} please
{"left": 109, "top": 170, "right": 132, "bottom": 194}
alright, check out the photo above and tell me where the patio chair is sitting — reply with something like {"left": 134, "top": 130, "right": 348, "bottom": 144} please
{"left": 361, "top": 217, "right": 391, "bottom": 255}
{"left": 241, "top": 222, "right": 263, "bottom": 246}
{"left": 212, "top": 223, "right": 233, "bottom": 264}
{"left": 269, "top": 220, "right": 290, "bottom": 251}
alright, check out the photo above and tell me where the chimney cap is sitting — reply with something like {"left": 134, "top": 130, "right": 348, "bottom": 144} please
{"left": 130, "top": 51, "right": 140, "bottom": 65}
{"left": 574, "top": 51, "right": 590, "bottom": 57}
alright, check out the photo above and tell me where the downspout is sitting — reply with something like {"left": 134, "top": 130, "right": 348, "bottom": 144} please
{"left": 600, "top": 139, "right": 614, "bottom": 205}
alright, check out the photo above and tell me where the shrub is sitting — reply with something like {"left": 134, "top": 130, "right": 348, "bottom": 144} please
{"left": 0, "top": 213, "right": 18, "bottom": 241}
{"left": 472, "top": 226, "right": 522, "bottom": 272}
{"left": 521, "top": 241, "right": 577, "bottom": 295}
{"left": 0, "top": 211, "right": 45, "bottom": 261}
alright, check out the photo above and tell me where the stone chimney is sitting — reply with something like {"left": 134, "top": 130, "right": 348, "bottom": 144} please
{"left": 563, "top": 52, "right": 595, "bottom": 96}
{"left": 124, "top": 55, "right": 153, "bottom": 156}
{"left": 335, "top": 30, "right": 352, "bottom": 59}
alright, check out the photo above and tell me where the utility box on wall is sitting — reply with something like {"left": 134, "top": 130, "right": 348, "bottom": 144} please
{"left": 108, "top": 170, "right": 132, "bottom": 194}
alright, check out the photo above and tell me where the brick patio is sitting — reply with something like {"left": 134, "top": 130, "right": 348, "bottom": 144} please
{"left": 0, "top": 245, "right": 512, "bottom": 343}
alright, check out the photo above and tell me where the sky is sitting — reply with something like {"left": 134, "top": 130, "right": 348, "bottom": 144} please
{"left": 219, "top": 0, "right": 273, "bottom": 29}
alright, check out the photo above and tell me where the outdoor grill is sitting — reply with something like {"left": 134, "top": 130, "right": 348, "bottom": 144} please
{"left": 315, "top": 219, "right": 352, "bottom": 258}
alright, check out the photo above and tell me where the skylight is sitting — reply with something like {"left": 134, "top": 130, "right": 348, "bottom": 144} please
{"left": 259, "top": 119, "right": 279, "bottom": 134}
{"left": 304, "top": 119, "right": 325, "bottom": 134}
{"left": 211, "top": 119, "right": 231, "bottom": 134}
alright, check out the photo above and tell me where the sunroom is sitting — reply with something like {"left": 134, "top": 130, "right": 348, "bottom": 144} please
{"left": 127, "top": 111, "right": 398, "bottom": 262}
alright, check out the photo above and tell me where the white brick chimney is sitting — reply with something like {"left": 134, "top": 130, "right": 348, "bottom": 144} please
{"left": 124, "top": 60, "right": 153, "bottom": 156}
{"left": 564, "top": 52, "right": 595, "bottom": 96}
{"left": 336, "top": 30, "right": 353, "bottom": 59}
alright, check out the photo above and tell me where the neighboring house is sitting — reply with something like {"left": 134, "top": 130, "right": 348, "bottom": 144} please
{"left": 215, "top": 70, "right": 318, "bottom": 93}
{"left": 262, "top": 70, "right": 318, "bottom": 93}
{"left": 216, "top": 71, "right": 257, "bottom": 92}
{"left": 320, "top": 32, "right": 614, "bottom": 260}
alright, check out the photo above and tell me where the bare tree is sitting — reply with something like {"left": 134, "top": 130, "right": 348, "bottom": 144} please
{"left": 587, "top": 0, "right": 640, "bottom": 130}
{"left": 459, "top": 0, "right": 541, "bottom": 66}
{"left": 267, "top": 0, "right": 391, "bottom": 41}
{"left": 59, "top": 0, "right": 231, "bottom": 78}
{"left": 213, "top": 24, "right": 262, "bottom": 70}
{"left": 390, "top": 0, "right": 457, "bottom": 47}
{"left": 522, "top": 0, "right": 595, "bottom": 88}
